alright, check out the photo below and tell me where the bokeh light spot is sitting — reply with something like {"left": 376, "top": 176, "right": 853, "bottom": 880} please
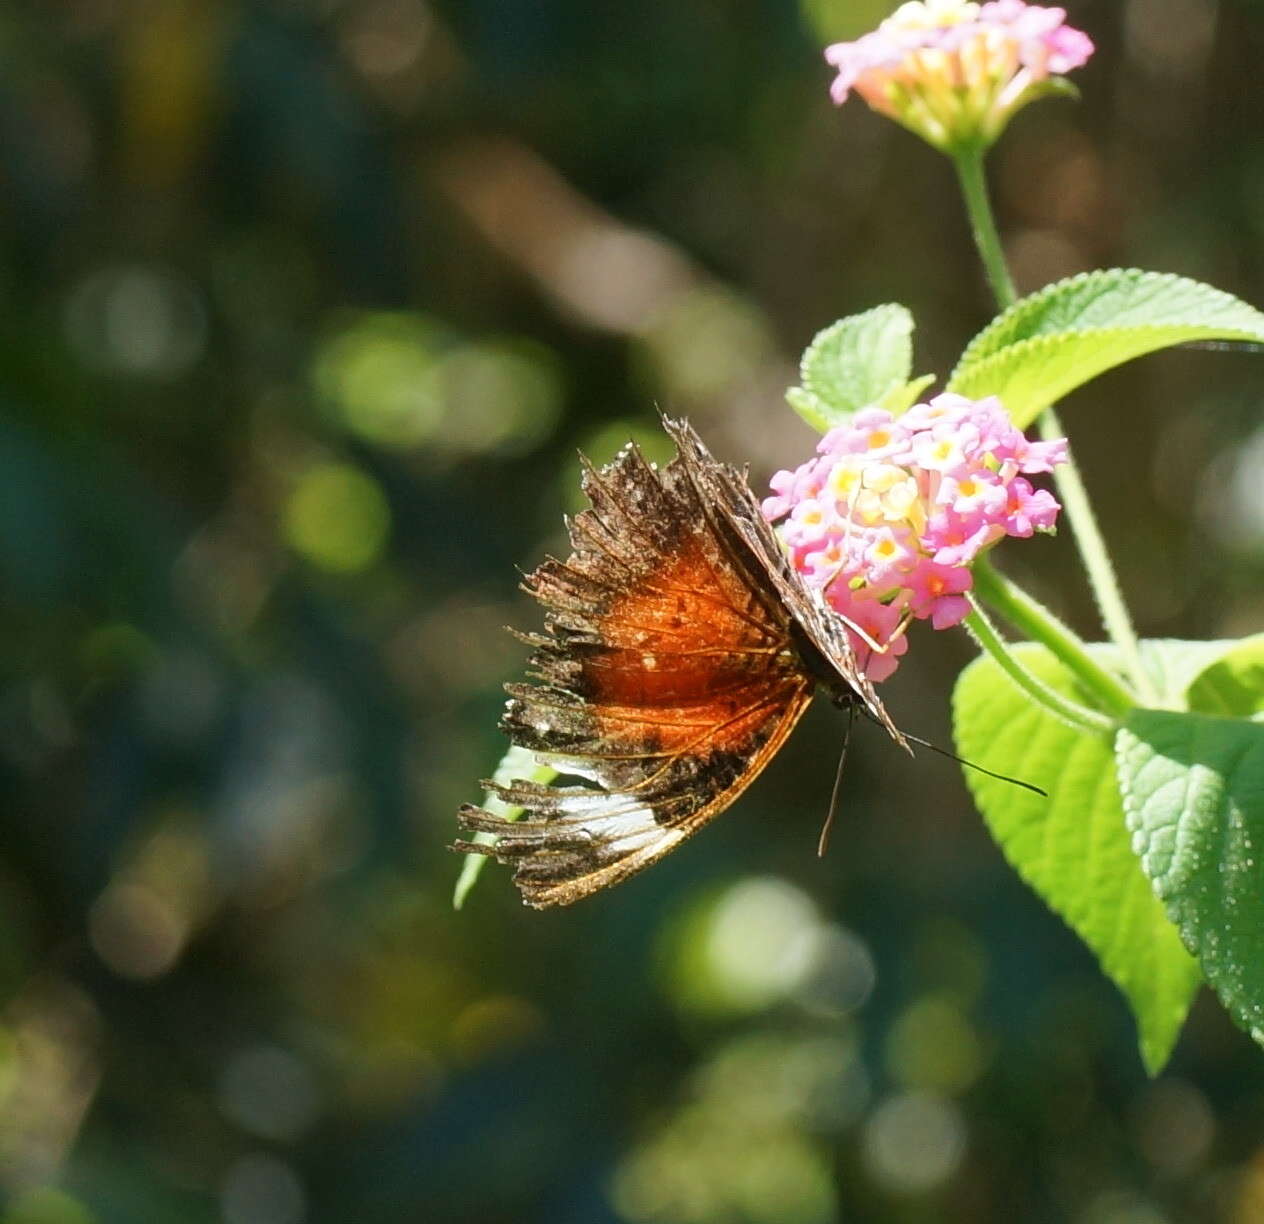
{"left": 1130, "top": 1078, "right": 1214, "bottom": 1178}
{"left": 861, "top": 1090, "right": 967, "bottom": 1194}
{"left": 314, "top": 314, "right": 562, "bottom": 457}
{"left": 705, "top": 877, "right": 819, "bottom": 1009}
{"left": 611, "top": 1107, "right": 837, "bottom": 1224}
{"left": 438, "top": 338, "right": 563, "bottom": 457}
{"left": 666, "top": 877, "right": 825, "bottom": 1016}
{"left": 1203, "top": 424, "right": 1264, "bottom": 550}
{"left": 792, "top": 924, "right": 877, "bottom": 1018}
{"left": 64, "top": 264, "right": 207, "bottom": 380}
{"left": 637, "top": 287, "right": 773, "bottom": 404}
{"left": 284, "top": 463, "right": 390, "bottom": 574}
{"left": 314, "top": 312, "right": 446, "bottom": 447}
{"left": 695, "top": 1031, "right": 868, "bottom": 1131}
{"left": 87, "top": 883, "right": 186, "bottom": 980}
{"left": 733, "top": 1136, "right": 837, "bottom": 1224}
{"left": 218, "top": 1045, "right": 321, "bottom": 1142}
{"left": 885, "top": 994, "right": 986, "bottom": 1095}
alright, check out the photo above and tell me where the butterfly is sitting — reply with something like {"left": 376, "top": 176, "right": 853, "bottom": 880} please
{"left": 454, "top": 415, "right": 908, "bottom": 908}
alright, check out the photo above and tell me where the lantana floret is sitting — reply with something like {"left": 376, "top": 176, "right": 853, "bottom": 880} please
{"left": 763, "top": 391, "right": 1066, "bottom": 680}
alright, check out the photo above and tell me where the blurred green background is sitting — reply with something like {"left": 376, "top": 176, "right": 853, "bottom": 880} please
{"left": 4, "top": 1, "right": 1264, "bottom": 1221}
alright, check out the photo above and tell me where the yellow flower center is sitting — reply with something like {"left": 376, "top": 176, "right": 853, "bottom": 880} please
{"left": 826, "top": 458, "right": 862, "bottom": 499}
{"left": 861, "top": 464, "right": 907, "bottom": 493}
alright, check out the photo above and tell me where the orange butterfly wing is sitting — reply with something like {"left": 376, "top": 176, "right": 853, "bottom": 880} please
{"left": 455, "top": 417, "right": 899, "bottom": 908}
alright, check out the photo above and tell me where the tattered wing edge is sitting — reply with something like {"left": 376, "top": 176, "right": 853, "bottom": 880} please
{"left": 454, "top": 684, "right": 813, "bottom": 908}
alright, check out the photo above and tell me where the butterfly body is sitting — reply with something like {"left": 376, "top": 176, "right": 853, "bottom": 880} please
{"left": 455, "top": 416, "right": 905, "bottom": 908}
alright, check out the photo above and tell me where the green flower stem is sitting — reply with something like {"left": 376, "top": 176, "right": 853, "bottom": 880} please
{"left": 950, "top": 145, "right": 1159, "bottom": 705}
{"left": 1034, "top": 406, "right": 1159, "bottom": 704}
{"left": 952, "top": 145, "right": 1017, "bottom": 309}
{"left": 962, "top": 595, "right": 1115, "bottom": 737}
{"left": 971, "top": 557, "right": 1136, "bottom": 717}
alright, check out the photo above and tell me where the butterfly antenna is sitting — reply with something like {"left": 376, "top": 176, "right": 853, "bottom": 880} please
{"left": 818, "top": 702, "right": 856, "bottom": 857}
{"left": 895, "top": 722, "right": 1046, "bottom": 795}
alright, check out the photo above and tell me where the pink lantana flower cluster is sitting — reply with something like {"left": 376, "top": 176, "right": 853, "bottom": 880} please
{"left": 763, "top": 393, "right": 1067, "bottom": 682}
{"left": 825, "top": 0, "right": 1093, "bottom": 152}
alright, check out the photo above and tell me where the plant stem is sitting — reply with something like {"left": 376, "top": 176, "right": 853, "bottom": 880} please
{"left": 971, "top": 558, "right": 1136, "bottom": 717}
{"left": 962, "top": 597, "right": 1115, "bottom": 736}
{"left": 952, "top": 145, "right": 1017, "bottom": 308}
{"left": 1033, "top": 407, "right": 1158, "bottom": 704}
{"left": 950, "top": 146, "right": 1159, "bottom": 705}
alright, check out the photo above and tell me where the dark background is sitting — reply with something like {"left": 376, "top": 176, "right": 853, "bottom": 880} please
{"left": 3, "top": 1, "right": 1264, "bottom": 1221}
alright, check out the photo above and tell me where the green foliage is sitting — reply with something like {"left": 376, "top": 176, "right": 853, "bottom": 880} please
{"left": 955, "top": 632, "right": 1264, "bottom": 1069}
{"left": 943, "top": 270, "right": 1264, "bottom": 1063}
{"left": 948, "top": 270, "right": 1264, "bottom": 425}
{"left": 786, "top": 304, "right": 920, "bottom": 430}
{"left": 953, "top": 643, "right": 1201, "bottom": 1073}
{"left": 1118, "top": 710, "right": 1264, "bottom": 1047}
{"left": 878, "top": 372, "right": 937, "bottom": 415}
{"left": 1185, "top": 634, "right": 1264, "bottom": 717}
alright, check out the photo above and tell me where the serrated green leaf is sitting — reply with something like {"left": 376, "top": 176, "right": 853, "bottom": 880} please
{"left": 1185, "top": 634, "right": 1264, "bottom": 717}
{"left": 453, "top": 745, "right": 557, "bottom": 909}
{"left": 789, "top": 304, "right": 914, "bottom": 429}
{"left": 790, "top": 373, "right": 934, "bottom": 432}
{"left": 1117, "top": 710, "right": 1264, "bottom": 1047}
{"left": 947, "top": 270, "right": 1264, "bottom": 426}
{"left": 953, "top": 643, "right": 1201, "bottom": 1072}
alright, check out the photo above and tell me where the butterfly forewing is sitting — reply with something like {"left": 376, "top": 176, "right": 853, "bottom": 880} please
{"left": 455, "top": 417, "right": 900, "bottom": 907}
{"left": 659, "top": 416, "right": 902, "bottom": 743}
